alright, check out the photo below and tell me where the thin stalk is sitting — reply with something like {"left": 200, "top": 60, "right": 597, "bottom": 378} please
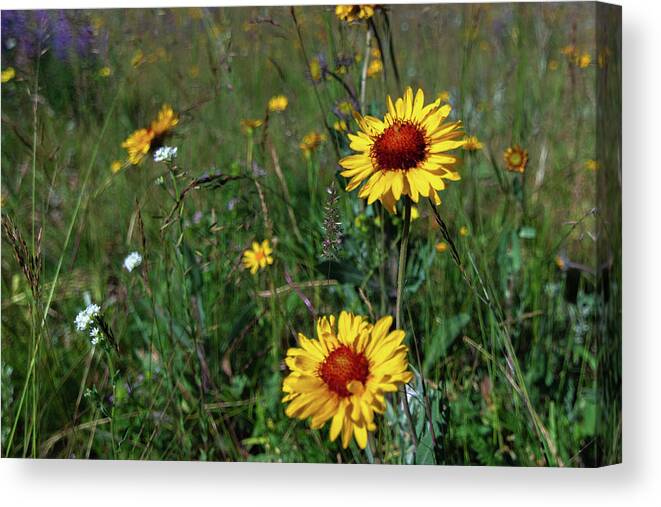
{"left": 395, "top": 198, "right": 418, "bottom": 451}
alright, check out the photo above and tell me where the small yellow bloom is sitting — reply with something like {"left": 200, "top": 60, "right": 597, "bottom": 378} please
{"left": 98, "top": 66, "right": 112, "bottom": 78}
{"left": 188, "top": 65, "right": 200, "bottom": 78}
{"left": 338, "top": 100, "right": 355, "bottom": 116}
{"left": 333, "top": 120, "right": 348, "bottom": 132}
{"left": 240, "top": 118, "right": 264, "bottom": 134}
{"left": 111, "top": 160, "right": 123, "bottom": 173}
{"left": 268, "top": 95, "right": 288, "bottom": 113}
{"left": 585, "top": 159, "right": 600, "bottom": 171}
{"left": 300, "top": 131, "right": 326, "bottom": 156}
{"left": 437, "top": 90, "right": 451, "bottom": 103}
{"left": 459, "top": 226, "right": 469, "bottom": 237}
{"left": 150, "top": 104, "right": 179, "bottom": 137}
{"left": 410, "top": 206, "right": 420, "bottom": 221}
{"left": 354, "top": 214, "right": 368, "bottom": 233}
{"left": 435, "top": 241, "right": 448, "bottom": 253}
{"left": 335, "top": 5, "right": 376, "bottom": 23}
{"left": 122, "top": 129, "right": 154, "bottom": 165}
{"left": 309, "top": 57, "right": 323, "bottom": 82}
{"left": 1, "top": 67, "right": 16, "bottom": 83}
{"left": 463, "top": 135, "right": 484, "bottom": 151}
{"left": 548, "top": 59, "right": 559, "bottom": 71}
{"left": 282, "top": 311, "right": 413, "bottom": 449}
{"left": 242, "top": 240, "right": 274, "bottom": 275}
{"left": 578, "top": 53, "right": 591, "bottom": 68}
{"left": 561, "top": 44, "right": 577, "bottom": 58}
{"left": 503, "top": 145, "right": 528, "bottom": 173}
{"left": 366, "top": 58, "right": 383, "bottom": 78}
{"left": 370, "top": 47, "right": 381, "bottom": 60}
{"left": 131, "top": 50, "right": 145, "bottom": 68}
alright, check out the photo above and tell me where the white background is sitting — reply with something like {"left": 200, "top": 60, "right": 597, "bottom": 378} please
{"left": 1, "top": 0, "right": 659, "bottom": 505}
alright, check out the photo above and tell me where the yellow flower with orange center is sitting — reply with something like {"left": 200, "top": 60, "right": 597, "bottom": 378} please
{"left": 503, "top": 145, "right": 528, "bottom": 173}
{"left": 335, "top": 5, "right": 376, "bottom": 23}
{"left": 339, "top": 87, "right": 465, "bottom": 212}
{"left": 242, "top": 240, "right": 273, "bottom": 275}
{"left": 121, "top": 105, "right": 179, "bottom": 165}
{"left": 282, "top": 311, "right": 413, "bottom": 449}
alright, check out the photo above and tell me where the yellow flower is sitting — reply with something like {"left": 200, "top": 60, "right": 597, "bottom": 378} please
{"left": 561, "top": 44, "right": 577, "bottom": 58}
{"left": 503, "top": 145, "right": 528, "bottom": 173}
{"left": 98, "top": 66, "right": 112, "bottom": 78}
{"left": 131, "top": 50, "right": 145, "bottom": 68}
{"left": 339, "top": 87, "right": 464, "bottom": 212}
{"left": 366, "top": 58, "right": 383, "bottom": 78}
{"left": 122, "top": 128, "right": 155, "bottom": 165}
{"left": 111, "top": 160, "right": 123, "bottom": 173}
{"left": 242, "top": 240, "right": 274, "bottom": 275}
{"left": 300, "top": 131, "right": 326, "bottom": 155}
{"left": 354, "top": 214, "right": 368, "bottom": 232}
{"left": 578, "top": 53, "right": 591, "bottom": 68}
{"left": 436, "top": 90, "right": 451, "bottom": 103}
{"left": 240, "top": 118, "right": 264, "bottom": 134}
{"left": 435, "top": 241, "right": 448, "bottom": 253}
{"left": 282, "top": 311, "right": 413, "bottom": 449}
{"left": 333, "top": 120, "right": 348, "bottom": 132}
{"left": 150, "top": 104, "right": 179, "bottom": 137}
{"left": 548, "top": 59, "right": 559, "bottom": 71}
{"left": 188, "top": 65, "right": 200, "bottom": 78}
{"left": 338, "top": 100, "right": 355, "bottom": 116}
{"left": 309, "top": 57, "right": 323, "bottom": 82}
{"left": 410, "top": 206, "right": 420, "bottom": 221}
{"left": 1, "top": 67, "right": 16, "bottom": 83}
{"left": 585, "top": 159, "right": 600, "bottom": 171}
{"left": 462, "top": 135, "right": 483, "bottom": 151}
{"left": 459, "top": 226, "right": 469, "bottom": 237}
{"left": 335, "top": 5, "right": 376, "bottom": 23}
{"left": 268, "top": 95, "right": 288, "bottom": 113}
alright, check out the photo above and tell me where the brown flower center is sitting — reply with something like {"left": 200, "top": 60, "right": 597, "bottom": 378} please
{"left": 371, "top": 121, "right": 428, "bottom": 171}
{"left": 319, "top": 345, "right": 369, "bottom": 397}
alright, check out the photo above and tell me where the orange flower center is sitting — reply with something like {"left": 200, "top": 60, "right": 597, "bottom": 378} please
{"left": 254, "top": 250, "right": 265, "bottom": 262}
{"left": 371, "top": 121, "right": 428, "bottom": 171}
{"left": 319, "top": 345, "right": 369, "bottom": 397}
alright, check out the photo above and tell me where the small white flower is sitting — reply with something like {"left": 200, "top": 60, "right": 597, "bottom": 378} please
{"left": 90, "top": 327, "right": 101, "bottom": 346}
{"left": 74, "top": 303, "right": 100, "bottom": 332}
{"left": 153, "top": 146, "right": 178, "bottom": 163}
{"left": 123, "top": 251, "right": 143, "bottom": 272}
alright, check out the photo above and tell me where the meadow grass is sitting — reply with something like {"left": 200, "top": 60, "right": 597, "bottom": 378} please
{"left": 1, "top": 3, "right": 621, "bottom": 465}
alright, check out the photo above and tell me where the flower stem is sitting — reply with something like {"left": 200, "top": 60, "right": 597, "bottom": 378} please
{"left": 396, "top": 198, "right": 418, "bottom": 451}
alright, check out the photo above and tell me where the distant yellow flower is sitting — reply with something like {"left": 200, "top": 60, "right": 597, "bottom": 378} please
{"left": 268, "top": 95, "right": 288, "bottom": 113}
{"left": 150, "top": 104, "right": 179, "bottom": 137}
{"left": 410, "top": 206, "right": 420, "bottom": 221}
{"left": 354, "top": 213, "right": 368, "bottom": 232}
{"left": 242, "top": 240, "right": 274, "bottom": 275}
{"left": 459, "top": 226, "right": 469, "bottom": 237}
{"left": 111, "top": 160, "right": 123, "bottom": 173}
{"left": 548, "top": 59, "right": 559, "bottom": 71}
{"left": 98, "top": 66, "right": 112, "bottom": 78}
{"left": 435, "top": 241, "right": 448, "bottom": 253}
{"left": 1, "top": 67, "right": 16, "bottom": 83}
{"left": 282, "top": 311, "right": 413, "bottom": 449}
{"left": 561, "top": 45, "right": 577, "bottom": 58}
{"left": 333, "top": 120, "right": 348, "bottom": 132}
{"left": 300, "top": 131, "right": 326, "bottom": 156}
{"left": 188, "top": 65, "right": 200, "bottom": 78}
{"left": 309, "top": 57, "right": 323, "bottom": 82}
{"left": 240, "top": 118, "right": 264, "bottom": 134}
{"left": 437, "top": 90, "right": 451, "bottom": 103}
{"left": 578, "top": 53, "right": 591, "bottom": 68}
{"left": 335, "top": 5, "right": 376, "bottom": 23}
{"left": 463, "top": 135, "right": 483, "bottom": 151}
{"left": 339, "top": 87, "right": 464, "bottom": 213}
{"left": 503, "top": 145, "right": 528, "bottom": 173}
{"left": 122, "top": 128, "right": 154, "bottom": 165}
{"left": 366, "top": 58, "right": 383, "bottom": 78}
{"left": 121, "top": 105, "right": 179, "bottom": 165}
{"left": 338, "top": 100, "right": 355, "bottom": 116}
{"left": 370, "top": 47, "right": 381, "bottom": 59}
{"left": 131, "top": 50, "right": 145, "bottom": 68}
{"left": 585, "top": 159, "right": 600, "bottom": 171}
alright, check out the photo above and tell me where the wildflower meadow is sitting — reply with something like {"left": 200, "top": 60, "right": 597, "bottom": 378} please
{"left": 1, "top": 3, "right": 621, "bottom": 466}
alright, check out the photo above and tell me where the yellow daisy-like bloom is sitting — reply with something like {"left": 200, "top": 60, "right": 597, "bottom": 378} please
{"left": 1, "top": 67, "right": 16, "bottom": 83}
{"left": 503, "top": 145, "right": 528, "bottom": 173}
{"left": 463, "top": 135, "right": 483, "bottom": 151}
{"left": 242, "top": 240, "right": 273, "bottom": 275}
{"left": 335, "top": 5, "right": 375, "bottom": 23}
{"left": 300, "top": 131, "right": 326, "bottom": 156}
{"left": 366, "top": 58, "right": 383, "bottom": 78}
{"left": 122, "top": 128, "right": 155, "bottom": 165}
{"left": 577, "top": 53, "right": 591, "bottom": 68}
{"left": 282, "top": 311, "right": 413, "bottom": 449}
{"left": 435, "top": 241, "right": 448, "bottom": 253}
{"left": 268, "top": 95, "right": 289, "bottom": 113}
{"left": 150, "top": 104, "right": 179, "bottom": 138}
{"left": 339, "top": 87, "right": 465, "bottom": 213}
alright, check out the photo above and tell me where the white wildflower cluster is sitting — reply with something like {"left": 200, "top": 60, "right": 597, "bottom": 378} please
{"left": 74, "top": 303, "right": 103, "bottom": 346}
{"left": 153, "top": 146, "right": 178, "bottom": 163}
{"left": 123, "top": 251, "right": 143, "bottom": 272}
